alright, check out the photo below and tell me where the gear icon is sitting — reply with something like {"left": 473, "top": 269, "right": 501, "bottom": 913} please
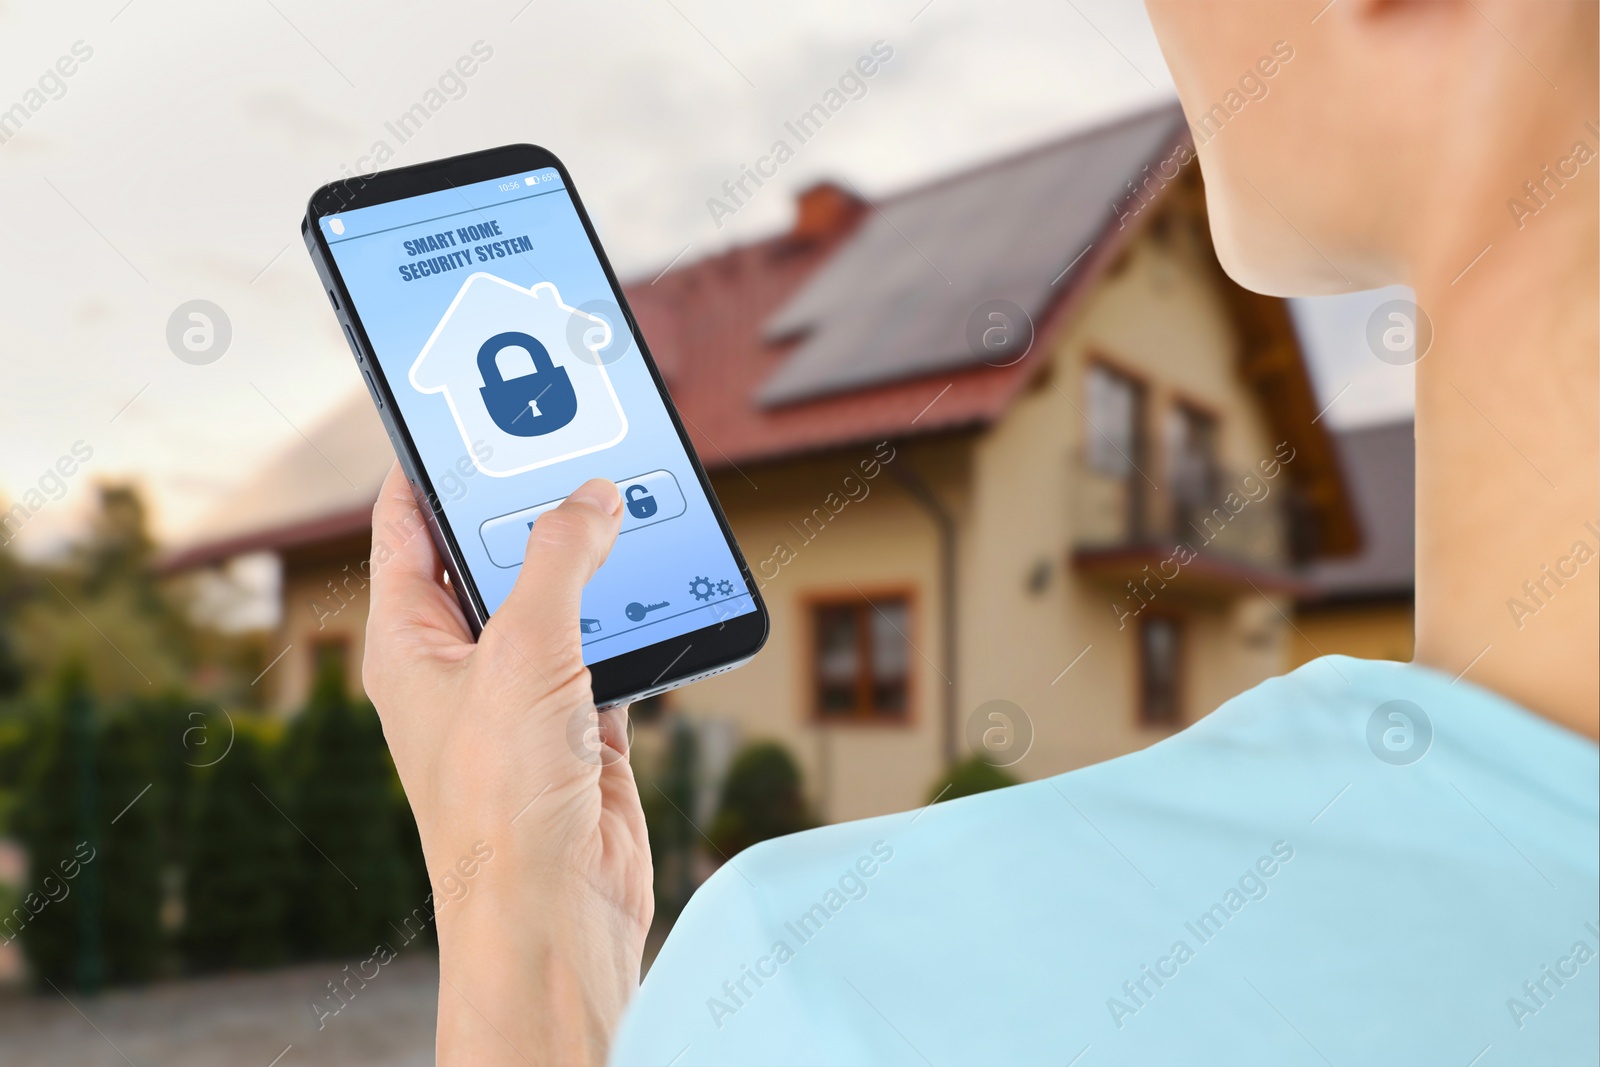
{"left": 715, "top": 579, "right": 734, "bottom": 596}
{"left": 689, "top": 576, "right": 715, "bottom": 602}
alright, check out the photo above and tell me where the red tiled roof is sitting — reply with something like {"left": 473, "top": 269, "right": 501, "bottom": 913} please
{"left": 623, "top": 228, "right": 1039, "bottom": 471}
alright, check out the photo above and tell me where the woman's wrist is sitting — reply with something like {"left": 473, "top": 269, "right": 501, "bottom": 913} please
{"left": 433, "top": 874, "right": 644, "bottom": 1066}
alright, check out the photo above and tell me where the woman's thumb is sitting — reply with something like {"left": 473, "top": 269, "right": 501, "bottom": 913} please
{"left": 483, "top": 478, "right": 623, "bottom": 678}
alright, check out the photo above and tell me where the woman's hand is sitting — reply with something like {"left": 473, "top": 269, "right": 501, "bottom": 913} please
{"left": 362, "top": 461, "right": 653, "bottom": 1066}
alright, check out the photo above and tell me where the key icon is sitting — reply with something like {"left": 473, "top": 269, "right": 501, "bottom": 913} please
{"left": 625, "top": 600, "right": 669, "bottom": 622}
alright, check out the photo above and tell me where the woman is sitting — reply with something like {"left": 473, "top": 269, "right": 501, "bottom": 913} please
{"left": 362, "top": 1, "right": 1598, "bottom": 1062}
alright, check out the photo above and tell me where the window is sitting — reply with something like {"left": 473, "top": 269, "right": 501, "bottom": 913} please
{"left": 1085, "top": 363, "right": 1145, "bottom": 477}
{"left": 811, "top": 595, "right": 911, "bottom": 721}
{"left": 1137, "top": 615, "right": 1183, "bottom": 727}
{"left": 1166, "top": 402, "right": 1219, "bottom": 509}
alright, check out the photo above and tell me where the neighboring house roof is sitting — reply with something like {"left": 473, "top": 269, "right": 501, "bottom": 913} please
{"left": 161, "top": 394, "right": 390, "bottom": 570}
{"left": 164, "top": 101, "right": 1357, "bottom": 569}
{"left": 1299, "top": 420, "right": 1415, "bottom": 604}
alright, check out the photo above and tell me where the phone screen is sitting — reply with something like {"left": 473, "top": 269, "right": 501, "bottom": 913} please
{"left": 319, "top": 166, "right": 756, "bottom": 663}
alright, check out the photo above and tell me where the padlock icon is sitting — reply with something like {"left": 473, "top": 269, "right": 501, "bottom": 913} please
{"left": 411, "top": 275, "right": 627, "bottom": 477}
{"left": 477, "top": 330, "right": 577, "bottom": 438}
{"left": 624, "top": 484, "right": 657, "bottom": 520}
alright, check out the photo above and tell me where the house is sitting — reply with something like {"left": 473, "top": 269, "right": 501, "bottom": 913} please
{"left": 164, "top": 103, "right": 1360, "bottom": 822}
{"left": 1290, "top": 420, "right": 1415, "bottom": 665}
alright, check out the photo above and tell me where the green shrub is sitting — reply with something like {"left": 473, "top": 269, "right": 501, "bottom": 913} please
{"left": 709, "top": 741, "right": 815, "bottom": 859}
{"left": 279, "top": 661, "right": 408, "bottom": 959}
{"left": 927, "top": 757, "right": 1019, "bottom": 805}
{"left": 183, "top": 725, "right": 290, "bottom": 970}
{"left": 640, "top": 717, "right": 699, "bottom": 918}
{"left": 96, "top": 708, "right": 163, "bottom": 983}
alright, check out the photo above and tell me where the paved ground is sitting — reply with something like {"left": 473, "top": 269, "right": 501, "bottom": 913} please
{"left": 0, "top": 954, "right": 439, "bottom": 1067}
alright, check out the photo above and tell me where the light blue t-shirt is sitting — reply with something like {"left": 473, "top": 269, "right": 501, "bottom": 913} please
{"left": 613, "top": 657, "right": 1599, "bottom": 1066}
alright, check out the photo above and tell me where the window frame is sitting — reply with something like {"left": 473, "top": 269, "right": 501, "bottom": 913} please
{"left": 802, "top": 586, "right": 918, "bottom": 726}
{"left": 1163, "top": 394, "right": 1223, "bottom": 505}
{"left": 1082, "top": 355, "right": 1149, "bottom": 480}
{"left": 1135, "top": 612, "right": 1186, "bottom": 729}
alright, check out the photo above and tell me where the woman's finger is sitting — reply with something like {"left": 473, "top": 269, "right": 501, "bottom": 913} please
{"left": 367, "top": 462, "right": 471, "bottom": 643}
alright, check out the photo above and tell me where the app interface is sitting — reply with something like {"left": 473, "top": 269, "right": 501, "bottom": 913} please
{"left": 322, "top": 167, "right": 756, "bottom": 662}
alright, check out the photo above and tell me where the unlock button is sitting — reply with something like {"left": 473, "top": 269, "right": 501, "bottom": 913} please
{"left": 613, "top": 470, "right": 684, "bottom": 532}
{"left": 480, "top": 469, "right": 687, "bottom": 568}
{"left": 624, "top": 484, "right": 658, "bottom": 519}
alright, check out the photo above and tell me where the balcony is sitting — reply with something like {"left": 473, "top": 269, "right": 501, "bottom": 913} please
{"left": 1071, "top": 456, "right": 1312, "bottom": 604}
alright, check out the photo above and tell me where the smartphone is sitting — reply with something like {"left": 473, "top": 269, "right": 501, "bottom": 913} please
{"left": 302, "top": 144, "right": 768, "bottom": 708}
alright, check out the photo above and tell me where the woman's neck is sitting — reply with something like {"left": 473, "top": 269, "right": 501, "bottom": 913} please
{"left": 1412, "top": 150, "right": 1598, "bottom": 738}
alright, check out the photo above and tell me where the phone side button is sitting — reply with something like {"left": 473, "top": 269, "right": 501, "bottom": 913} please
{"left": 363, "top": 369, "right": 383, "bottom": 409}
{"left": 342, "top": 323, "right": 364, "bottom": 363}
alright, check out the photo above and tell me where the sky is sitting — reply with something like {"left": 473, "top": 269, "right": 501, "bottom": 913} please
{"left": 0, "top": 0, "right": 1413, "bottom": 554}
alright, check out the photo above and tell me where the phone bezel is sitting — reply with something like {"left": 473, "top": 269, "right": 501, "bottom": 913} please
{"left": 302, "top": 144, "right": 769, "bottom": 707}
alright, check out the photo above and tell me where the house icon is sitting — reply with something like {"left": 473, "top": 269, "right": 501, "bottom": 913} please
{"left": 409, "top": 274, "right": 628, "bottom": 477}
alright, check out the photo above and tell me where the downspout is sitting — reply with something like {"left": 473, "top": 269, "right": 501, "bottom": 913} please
{"left": 889, "top": 453, "right": 959, "bottom": 768}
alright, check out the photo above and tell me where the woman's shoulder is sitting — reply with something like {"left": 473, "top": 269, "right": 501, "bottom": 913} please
{"left": 612, "top": 657, "right": 1599, "bottom": 1066}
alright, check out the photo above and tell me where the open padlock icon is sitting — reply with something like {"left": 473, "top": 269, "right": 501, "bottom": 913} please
{"left": 624, "top": 484, "right": 658, "bottom": 519}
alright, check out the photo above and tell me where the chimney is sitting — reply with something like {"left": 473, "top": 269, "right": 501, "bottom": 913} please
{"left": 789, "top": 182, "right": 866, "bottom": 244}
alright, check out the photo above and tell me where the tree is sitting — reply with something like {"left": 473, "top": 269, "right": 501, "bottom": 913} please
{"left": 183, "top": 724, "right": 290, "bottom": 970}
{"left": 709, "top": 741, "right": 815, "bottom": 859}
{"left": 96, "top": 708, "right": 163, "bottom": 983}
{"left": 280, "top": 660, "right": 407, "bottom": 959}
{"left": 13, "top": 662, "right": 102, "bottom": 991}
{"left": 640, "top": 716, "right": 699, "bottom": 918}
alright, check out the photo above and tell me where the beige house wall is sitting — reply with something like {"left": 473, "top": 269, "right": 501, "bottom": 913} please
{"left": 1289, "top": 603, "right": 1414, "bottom": 667}
{"left": 961, "top": 223, "right": 1292, "bottom": 781}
